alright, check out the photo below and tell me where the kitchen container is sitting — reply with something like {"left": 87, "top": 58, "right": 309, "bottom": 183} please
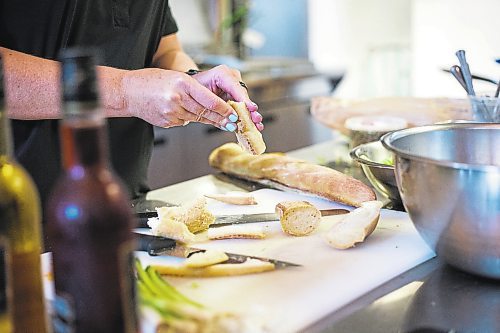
{"left": 344, "top": 115, "right": 408, "bottom": 149}
{"left": 468, "top": 95, "right": 500, "bottom": 122}
{"left": 382, "top": 123, "right": 500, "bottom": 279}
{"left": 349, "top": 140, "right": 402, "bottom": 209}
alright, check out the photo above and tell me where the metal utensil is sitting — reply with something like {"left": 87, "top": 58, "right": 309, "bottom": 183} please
{"left": 455, "top": 50, "right": 476, "bottom": 96}
{"left": 382, "top": 123, "right": 500, "bottom": 279}
{"left": 448, "top": 65, "right": 468, "bottom": 92}
{"left": 136, "top": 208, "right": 350, "bottom": 228}
{"left": 135, "top": 233, "right": 301, "bottom": 269}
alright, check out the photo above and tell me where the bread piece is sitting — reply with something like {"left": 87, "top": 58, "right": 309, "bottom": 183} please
{"left": 208, "top": 224, "right": 266, "bottom": 240}
{"left": 184, "top": 249, "right": 229, "bottom": 268}
{"left": 154, "top": 197, "right": 215, "bottom": 234}
{"left": 147, "top": 197, "right": 215, "bottom": 243}
{"left": 204, "top": 192, "right": 257, "bottom": 205}
{"left": 148, "top": 215, "right": 197, "bottom": 244}
{"left": 324, "top": 200, "right": 383, "bottom": 249}
{"left": 275, "top": 201, "right": 321, "bottom": 236}
{"left": 152, "top": 258, "right": 275, "bottom": 277}
{"left": 228, "top": 100, "right": 266, "bottom": 155}
{"left": 209, "top": 143, "right": 376, "bottom": 207}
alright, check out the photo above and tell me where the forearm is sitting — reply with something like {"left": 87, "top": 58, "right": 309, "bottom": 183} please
{"left": 1, "top": 47, "right": 60, "bottom": 119}
{"left": 1, "top": 47, "right": 130, "bottom": 119}
{"left": 153, "top": 50, "right": 197, "bottom": 72}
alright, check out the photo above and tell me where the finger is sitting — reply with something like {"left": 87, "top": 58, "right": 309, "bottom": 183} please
{"left": 250, "top": 110, "right": 263, "bottom": 123}
{"left": 180, "top": 94, "right": 235, "bottom": 126}
{"left": 184, "top": 80, "right": 237, "bottom": 124}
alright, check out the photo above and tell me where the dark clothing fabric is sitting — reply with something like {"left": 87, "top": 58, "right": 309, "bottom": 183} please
{"left": 0, "top": 0, "right": 178, "bottom": 208}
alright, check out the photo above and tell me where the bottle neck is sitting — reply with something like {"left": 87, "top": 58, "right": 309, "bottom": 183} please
{"left": 60, "top": 101, "right": 109, "bottom": 170}
{"left": 0, "top": 108, "right": 13, "bottom": 157}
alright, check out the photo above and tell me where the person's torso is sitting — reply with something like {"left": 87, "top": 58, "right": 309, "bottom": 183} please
{"left": 0, "top": 0, "right": 178, "bottom": 208}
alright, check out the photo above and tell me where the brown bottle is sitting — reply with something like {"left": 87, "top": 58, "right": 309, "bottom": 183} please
{"left": 0, "top": 55, "right": 49, "bottom": 333}
{"left": 46, "top": 49, "right": 137, "bottom": 333}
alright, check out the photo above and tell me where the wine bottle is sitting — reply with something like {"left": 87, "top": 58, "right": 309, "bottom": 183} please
{"left": 0, "top": 56, "right": 49, "bottom": 332}
{"left": 46, "top": 49, "right": 137, "bottom": 332}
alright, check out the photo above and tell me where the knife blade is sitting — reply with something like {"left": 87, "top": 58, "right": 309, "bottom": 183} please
{"left": 135, "top": 233, "right": 301, "bottom": 269}
{"left": 211, "top": 208, "right": 350, "bottom": 227}
{"left": 136, "top": 208, "right": 349, "bottom": 228}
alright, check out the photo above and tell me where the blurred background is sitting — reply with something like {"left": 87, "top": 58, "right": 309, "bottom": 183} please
{"left": 171, "top": 0, "right": 500, "bottom": 98}
{"left": 148, "top": 0, "right": 500, "bottom": 189}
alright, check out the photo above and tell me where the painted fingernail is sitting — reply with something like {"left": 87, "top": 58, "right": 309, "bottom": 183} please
{"left": 225, "top": 123, "right": 237, "bottom": 132}
{"left": 228, "top": 113, "right": 238, "bottom": 122}
{"left": 220, "top": 126, "right": 228, "bottom": 131}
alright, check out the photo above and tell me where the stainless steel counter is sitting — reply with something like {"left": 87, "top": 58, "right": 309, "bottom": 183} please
{"left": 143, "top": 135, "right": 498, "bottom": 333}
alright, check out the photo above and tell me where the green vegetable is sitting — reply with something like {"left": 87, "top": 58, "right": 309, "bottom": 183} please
{"left": 135, "top": 259, "right": 213, "bottom": 331}
{"left": 380, "top": 156, "right": 394, "bottom": 166}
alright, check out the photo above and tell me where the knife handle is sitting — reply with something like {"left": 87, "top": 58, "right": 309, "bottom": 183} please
{"left": 135, "top": 233, "right": 176, "bottom": 256}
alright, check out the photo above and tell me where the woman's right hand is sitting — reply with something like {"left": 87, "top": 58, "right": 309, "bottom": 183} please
{"left": 122, "top": 68, "right": 238, "bottom": 130}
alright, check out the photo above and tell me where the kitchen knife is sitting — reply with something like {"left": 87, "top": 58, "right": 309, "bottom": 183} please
{"left": 136, "top": 208, "right": 350, "bottom": 228}
{"left": 135, "top": 232, "right": 301, "bottom": 269}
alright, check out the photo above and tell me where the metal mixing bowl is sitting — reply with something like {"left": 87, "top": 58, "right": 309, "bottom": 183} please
{"left": 382, "top": 123, "right": 500, "bottom": 279}
{"left": 349, "top": 141, "right": 403, "bottom": 209}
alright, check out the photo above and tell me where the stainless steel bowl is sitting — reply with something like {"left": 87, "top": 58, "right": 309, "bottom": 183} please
{"left": 382, "top": 123, "right": 500, "bottom": 279}
{"left": 349, "top": 141, "right": 403, "bottom": 209}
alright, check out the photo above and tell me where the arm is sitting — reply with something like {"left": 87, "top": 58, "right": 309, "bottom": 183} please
{"left": 151, "top": 34, "right": 197, "bottom": 72}
{"left": 1, "top": 46, "right": 129, "bottom": 120}
{"left": 1, "top": 46, "right": 235, "bottom": 128}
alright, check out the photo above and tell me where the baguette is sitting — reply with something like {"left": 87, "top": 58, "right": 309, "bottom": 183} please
{"left": 275, "top": 201, "right": 321, "bottom": 236}
{"left": 228, "top": 100, "right": 266, "bottom": 155}
{"left": 204, "top": 192, "right": 257, "bottom": 205}
{"left": 207, "top": 224, "right": 266, "bottom": 240}
{"left": 152, "top": 258, "right": 275, "bottom": 277}
{"left": 209, "top": 143, "right": 376, "bottom": 207}
{"left": 324, "top": 200, "right": 383, "bottom": 249}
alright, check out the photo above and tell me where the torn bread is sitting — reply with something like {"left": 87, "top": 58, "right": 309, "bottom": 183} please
{"left": 152, "top": 258, "right": 275, "bottom": 277}
{"left": 208, "top": 224, "right": 266, "bottom": 240}
{"left": 208, "top": 143, "right": 376, "bottom": 207}
{"left": 204, "top": 192, "right": 257, "bottom": 205}
{"left": 147, "top": 197, "right": 215, "bottom": 242}
{"left": 184, "top": 249, "right": 229, "bottom": 268}
{"left": 228, "top": 100, "right": 266, "bottom": 155}
{"left": 324, "top": 200, "right": 383, "bottom": 249}
{"left": 276, "top": 201, "right": 321, "bottom": 236}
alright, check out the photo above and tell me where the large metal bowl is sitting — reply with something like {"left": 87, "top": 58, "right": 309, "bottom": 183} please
{"left": 382, "top": 123, "right": 500, "bottom": 279}
{"left": 349, "top": 141, "right": 403, "bottom": 209}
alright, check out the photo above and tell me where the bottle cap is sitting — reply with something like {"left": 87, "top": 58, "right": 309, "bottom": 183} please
{"left": 59, "top": 47, "right": 101, "bottom": 102}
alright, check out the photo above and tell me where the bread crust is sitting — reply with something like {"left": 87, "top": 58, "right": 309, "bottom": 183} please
{"left": 209, "top": 143, "right": 376, "bottom": 207}
{"left": 228, "top": 101, "right": 266, "bottom": 155}
{"left": 276, "top": 201, "right": 321, "bottom": 236}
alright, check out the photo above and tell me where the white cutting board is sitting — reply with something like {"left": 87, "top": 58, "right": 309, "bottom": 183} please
{"left": 137, "top": 189, "right": 436, "bottom": 333}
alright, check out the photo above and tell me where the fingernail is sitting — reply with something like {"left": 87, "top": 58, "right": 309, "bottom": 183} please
{"left": 220, "top": 126, "right": 228, "bottom": 131}
{"left": 228, "top": 113, "right": 238, "bottom": 122}
{"left": 251, "top": 102, "right": 259, "bottom": 109}
{"left": 224, "top": 123, "right": 237, "bottom": 132}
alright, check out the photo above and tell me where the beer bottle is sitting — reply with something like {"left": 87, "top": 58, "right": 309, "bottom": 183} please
{"left": 0, "top": 56, "right": 49, "bottom": 332}
{"left": 46, "top": 49, "right": 137, "bottom": 333}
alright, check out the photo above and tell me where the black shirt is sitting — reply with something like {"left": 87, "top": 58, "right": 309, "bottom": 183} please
{"left": 0, "top": 0, "right": 178, "bottom": 208}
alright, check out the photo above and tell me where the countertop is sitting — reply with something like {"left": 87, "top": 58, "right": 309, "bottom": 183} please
{"left": 143, "top": 134, "right": 499, "bottom": 333}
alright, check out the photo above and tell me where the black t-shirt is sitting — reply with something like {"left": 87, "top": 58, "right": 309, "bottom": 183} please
{"left": 0, "top": 0, "right": 178, "bottom": 208}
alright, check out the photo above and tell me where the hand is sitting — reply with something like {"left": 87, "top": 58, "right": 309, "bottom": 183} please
{"left": 190, "top": 65, "right": 264, "bottom": 131}
{"left": 122, "top": 68, "right": 238, "bottom": 129}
